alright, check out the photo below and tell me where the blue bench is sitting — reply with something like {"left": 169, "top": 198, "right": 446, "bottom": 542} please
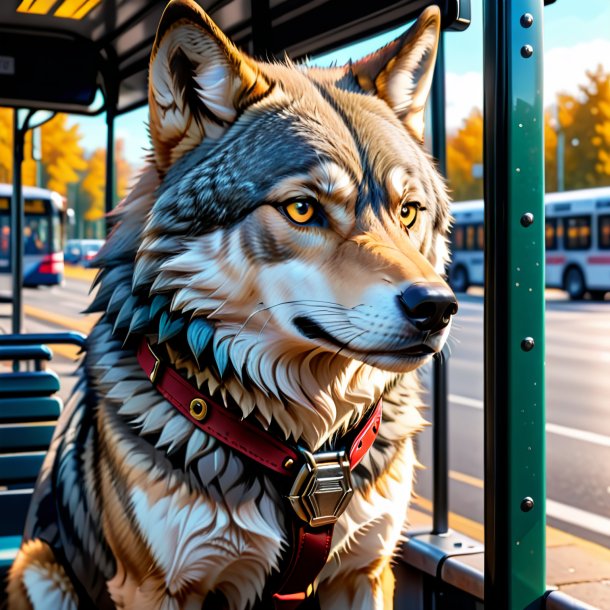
{"left": 0, "top": 333, "right": 86, "bottom": 578}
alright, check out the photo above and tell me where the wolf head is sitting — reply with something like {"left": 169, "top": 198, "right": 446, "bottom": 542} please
{"left": 94, "top": 0, "right": 456, "bottom": 448}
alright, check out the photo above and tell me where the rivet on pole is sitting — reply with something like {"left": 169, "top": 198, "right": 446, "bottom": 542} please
{"left": 520, "top": 212, "right": 534, "bottom": 227}
{"left": 521, "top": 497, "right": 535, "bottom": 512}
{"left": 521, "top": 45, "right": 534, "bottom": 58}
{"left": 521, "top": 337, "right": 535, "bottom": 351}
{"left": 520, "top": 13, "right": 534, "bottom": 28}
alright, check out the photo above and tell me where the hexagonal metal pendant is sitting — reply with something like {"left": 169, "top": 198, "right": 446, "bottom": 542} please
{"left": 287, "top": 449, "right": 354, "bottom": 527}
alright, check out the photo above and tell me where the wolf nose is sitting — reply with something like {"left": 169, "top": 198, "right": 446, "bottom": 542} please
{"left": 398, "top": 282, "right": 458, "bottom": 333}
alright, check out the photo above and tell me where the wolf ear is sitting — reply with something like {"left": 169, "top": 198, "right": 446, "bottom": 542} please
{"left": 148, "top": 0, "right": 273, "bottom": 174}
{"left": 352, "top": 6, "right": 440, "bottom": 142}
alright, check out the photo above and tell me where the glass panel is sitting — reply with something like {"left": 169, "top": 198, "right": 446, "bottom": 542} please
{"left": 564, "top": 215, "right": 591, "bottom": 250}
{"left": 24, "top": 216, "right": 51, "bottom": 255}
{"left": 598, "top": 215, "right": 610, "bottom": 250}
{"left": 0, "top": 216, "right": 9, "bottom": 264}
{"left": 52, "top": 214, "right": 63, "bottom": 253}
{"left": 477, "top": 224, "right": 485, "bottom": 250}
{"left": 453, "top": 225, "right": 464, "bottom": 250}
{"left": 466, "top": 224, "right": 476, "bottom": 250}
{"left": 545, "top": 218, "right": 557, "bottom": 250}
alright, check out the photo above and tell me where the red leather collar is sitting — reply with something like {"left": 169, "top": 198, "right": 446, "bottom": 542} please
{"left": 137, "top": 339, "right": 382, "bottom": 475}
{"left": 136, "top": 338, "right": 382, "bottom": 609}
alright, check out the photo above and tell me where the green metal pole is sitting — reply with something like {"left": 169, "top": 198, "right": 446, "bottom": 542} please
{"left": 483, "top": 1, "right": 546, "bottom": 608}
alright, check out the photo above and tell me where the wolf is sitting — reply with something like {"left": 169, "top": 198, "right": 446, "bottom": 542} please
{"left": 7, "top": 1, "right": 457, "bottom": 609}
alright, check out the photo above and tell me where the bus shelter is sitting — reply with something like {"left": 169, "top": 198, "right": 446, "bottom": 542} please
{"left": 0, "top": 1, "right": 602, "bottom": 608}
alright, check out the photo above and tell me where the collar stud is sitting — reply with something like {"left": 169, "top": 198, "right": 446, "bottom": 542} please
{"left": 189, "top": 398, "right": 208, "bottom": 421}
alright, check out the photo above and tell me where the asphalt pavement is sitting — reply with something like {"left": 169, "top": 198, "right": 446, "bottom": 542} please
{"left": 416, "top": 291, "right": 610, "bottom": 549}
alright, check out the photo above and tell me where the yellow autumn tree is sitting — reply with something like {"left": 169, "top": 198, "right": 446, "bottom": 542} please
{"left": 81, "top": 148, "right": 106, "bottom": 222}
{"left": 115, "top": 139, "right": 133, "bottom": 201}
{"left": 447, "top": 108, "right": 484, "bottom": 202}
{"left": 80, "top": 138, "right": 133, "bottom": 223}
{"left": 547, "top": 66, "right": 610, "bottom": 191}
{"left": 0, "top": 110, "right": 44, "bottom": 186}
{"left": 0, "top": 109, "right": 87, "bottom": 196}
{"left": 0, "top": 109, "right": 13, "bottom": 184}
{"left": 40, "top": 114, "right": 86, "bottom": 195}
{"left": 22, "top": 131, "right": 37, "bottom": 187}
{"left": 593, "top": 72, "right": 610, "bottom": 177}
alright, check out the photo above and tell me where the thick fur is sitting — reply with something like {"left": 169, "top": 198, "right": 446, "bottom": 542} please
{"left": 7, "top": 2, "right": 453, "bottom": 609}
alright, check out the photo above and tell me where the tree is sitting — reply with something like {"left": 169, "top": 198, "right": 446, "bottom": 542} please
{"left": 593, "top": 72, "right": 610, "bottom": 177}
{"left": 81, "top": 148, "right": 106, "bottom": 223}
{"left": 548, "top": 66, "right": 610, "bottom": 191}
{"left": 447, "top": 108, "right": 483, "bottom": 202}
{"left": 40, "top": 114, "right": 86, "bottom": 195}
{"left": 80, "top": 139, "right": 133, "bottom": 232}
{"left": 0, "top": 110, "right": 87, "bottom": 196}
{"left": 115, "top": 139, "right": 133, "bottom": 202}
{"left": 0, "top": 109, "right": 13, "bottom": 184}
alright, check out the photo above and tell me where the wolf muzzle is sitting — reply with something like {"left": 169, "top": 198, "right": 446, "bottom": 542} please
{"left": 399, "top": 282, "right": 458, "bottom": 333}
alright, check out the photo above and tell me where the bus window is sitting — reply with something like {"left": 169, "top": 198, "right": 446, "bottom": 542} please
{"left": 52, "top": 214, "right": 63, "bottom": 253}
{"left": 565, "top": 215, "right": 591, "bottom": 250}
{"left": 545, "top": 218, "right": 558, "bottom": 250}
{"left": 598, "top": 215, "right": 610, "bottom": 250}
{"left": 24, "top": 217, "right": 50, "bottom": 255}
{"left": 466, "top": 224, "right": 475, "bottom": 250}
{"left": 453, "top": 225, "right": 464, "bottom": 250}
{"left": 0, "top": 220, "right": 9, "bottom": 268}
{"left": 476, "top": 224, "right": 484, "bottom": 250}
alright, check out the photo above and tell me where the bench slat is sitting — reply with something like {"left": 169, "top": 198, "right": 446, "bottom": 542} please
{"left": 0, "top": 490, "right": 32, "bottom": 537}
{"left": 0, "top": 371, "right": 60, "bottom": 396}
{"left": 0, "top": 396, "right": 62, "bottom": 422}
{"left": 0, "top": 452, "right": 46, "bottom": 485}
{"left": 0, "top": 535, "right": 23, "bottom": 571}
{"left": 0, "top": 423, "right": 55, "bottom": 452}
{"left": 0, "top": 345, "right": 53, "bottom": 361}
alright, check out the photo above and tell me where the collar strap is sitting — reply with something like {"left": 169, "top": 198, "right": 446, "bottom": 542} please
{"left": 137, "top": 338, "right": 381, "bottom": 478}
{"left": 137, "top": 337, "right": 383, "bottom": 610}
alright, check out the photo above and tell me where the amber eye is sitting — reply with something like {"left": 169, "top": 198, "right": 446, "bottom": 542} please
{"left": 400, "top": 201, "right": 420, "bottom": 230}
{"left": 283, "top": 199, "right": 317, "bottom": 225}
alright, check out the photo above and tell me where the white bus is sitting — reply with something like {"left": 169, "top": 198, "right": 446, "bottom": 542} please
{"left": 448, "top": 186, "right": 610, "bottom": 299}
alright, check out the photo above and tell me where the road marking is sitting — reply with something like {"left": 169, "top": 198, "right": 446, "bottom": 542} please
{"left": 545, "top": 422, "right": 610, "bottom": 448}
{"left": 411, "top": 496, "right": 610, "bottom": 561}
{"left": 449, "top": 394, "right": 484, "bottom": 410}
{"left": 444, "top": 470, "right": 610, "bottom": 538}
{"left": 23, "top": 304, "right": 97, "bottom": 335}
{"left": 546, "top": 499, "right": 610, "bottom": 538}
{"left": 63, "top": 265, "right": 97, "bottom": 283}
{"left": 449, "top": 469, "right": 483, "bottom": 489}
{"left": 449, "top": 394, "right": 610, "bottom": 448}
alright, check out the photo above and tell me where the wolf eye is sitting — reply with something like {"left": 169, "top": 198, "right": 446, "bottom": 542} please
{"left": 400, "top": 201, "right": 422, "bottom": 230}
{"left": 281, "top": 198, "right": 321, "bottom": 226}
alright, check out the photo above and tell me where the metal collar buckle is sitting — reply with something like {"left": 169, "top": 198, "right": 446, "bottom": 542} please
{"left": 287, "top": 448, "right": 354, "bottom": 527}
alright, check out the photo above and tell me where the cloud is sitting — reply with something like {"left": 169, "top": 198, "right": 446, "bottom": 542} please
{"left": 445, "top": 71, "right": 483, "bottom": 131}
{"left": 445, "top": 38, "right": 610, "bottom": 133}
{"left": 544, "top": 38, "right": 610, "bottom": 104}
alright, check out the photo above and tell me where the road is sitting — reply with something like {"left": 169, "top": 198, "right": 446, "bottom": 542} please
{"left": 2, "top": 274, "right": 609, "bottom": 549}
{"left": 0, "top": 271, "right": 99, "bottom": 401}
{"left": 416, "top": 291, "right": 610, "bottom": 549}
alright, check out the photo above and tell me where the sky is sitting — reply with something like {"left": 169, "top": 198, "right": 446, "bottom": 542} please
{"left": 70, "top": 0, "right": 610, "bottom": 170}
